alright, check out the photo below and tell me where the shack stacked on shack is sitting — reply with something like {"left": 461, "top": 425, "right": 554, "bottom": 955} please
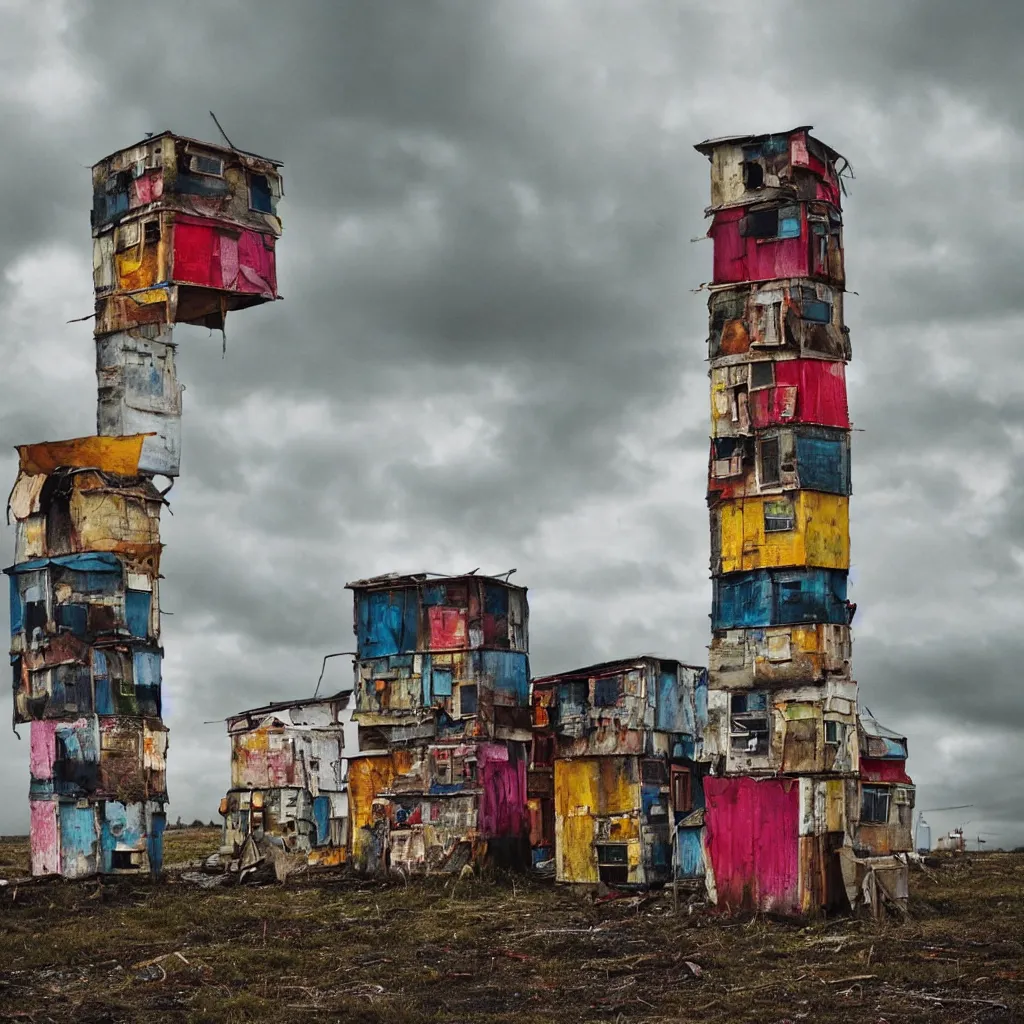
{"left": 529, "top": 658, "right": 709, "bottom": 887}
{"left": 695, "top": 127, "right": 914, "bottom": 914}
{"left": 345, "top": 573, "right": 532, "bottom": 874}
{"left": 5, "top": 132, "right": 283, "bottom": 878}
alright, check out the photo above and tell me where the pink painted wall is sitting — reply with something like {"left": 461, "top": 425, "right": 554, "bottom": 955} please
{"left": 860, "top": 758, "right": 912, "bottom": 784}
{"left": 704, "top": 776, "right": 800, "bottom": 914}
{"left": 710, "top": 207, "right": 809, "bottom": 285}
{"left": 478, "top": 743, "right": 527, "bottom": 839}
{"left": 29, "top": 800, "right": 60, "bottom": 876}
{"left": 750, "top": 360, "right": 849, "bottom": 430}
{"left": 29, "top": 721, "right": 57, "bottom": 780}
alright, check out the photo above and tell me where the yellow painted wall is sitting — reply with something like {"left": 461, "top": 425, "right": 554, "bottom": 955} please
{"left": 554, "top": 758, "right": 640, "bottom": 884}
{"left": 348, "top": 751, "right": 414, "bottom": 867}
{"left": 718, "top": 492, "right": 849, "bottom": 573}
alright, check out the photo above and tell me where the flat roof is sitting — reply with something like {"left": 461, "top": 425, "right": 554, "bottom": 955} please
{"left": 93, "top": 129, "right": 283, "bottom": 169}
{"left": 345, "top": 570, "right": 524, "bottom": 592}
{"left": 533, "top": 655, "right": 705, "bottom": 685}
{"left": 694, "top": 125, "right": 845, "bottom": 165}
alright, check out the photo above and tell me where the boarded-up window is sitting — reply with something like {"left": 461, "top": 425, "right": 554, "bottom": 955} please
{"left": 861, "top": 785, "right": 891, "bottom": 824}
{"left": 641, "top": 759, "right": 668, "bottom": 785}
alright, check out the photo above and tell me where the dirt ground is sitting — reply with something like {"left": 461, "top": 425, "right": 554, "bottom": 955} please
{"left": 0, "top": 829, "right": 1021, "bottom": 1023}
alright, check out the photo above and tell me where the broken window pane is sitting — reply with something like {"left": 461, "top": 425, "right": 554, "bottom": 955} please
{"left": 730, "top": 691, "right": 770, "bottom": 753}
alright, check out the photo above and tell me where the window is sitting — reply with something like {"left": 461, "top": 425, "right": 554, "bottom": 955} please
{"left": 188, "top": 153, "right": 224, "bottom": 177}
{"left": 641, "top": 759, "right": 668, "bottom": 785}
{"left": 596, "top": 844, "right": 629, "bottom": 886}
{"left": 144, "top": 220, "right": 160, "bottom": 245}
{"left": 458, "top": 684, "right": 478, "bottom": 717}
{"left": 758, "top": 437, "right": 781, "bottom": 487}
{"left": 824, "top": 720, "right": 842, "bottom": 745}
{"left": 749, "top": 361, "right": 774, "bottom": 390}
{"left": 743, "top": 161, "right": 764, "bottom": 190}
{"left": 593, "top": 675, "right": 621, "bottom": 706}
{"left": 730, "top": 692, "right": 769, "bottom": 754}
{"left": 861, "top": 785, "right": 891, "bottom": 824}
{"left": 115, "top": 221, "right": 140, "bottom": 251}
{"left": 249, "top": 173, "right": 274, "bottom": 213}
{"left": 763, "top": 497, "right": 795, "bottom": 532}
{"left": 712, "top": 436, "right": 746, "bottom": 479}
{"left": 671, "top": 767, "right": 692, "bottom": 814}
{"left": 741, "top": 204, "right": 801, "bottom": 240}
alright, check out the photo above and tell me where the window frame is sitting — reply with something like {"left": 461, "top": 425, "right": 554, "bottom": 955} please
{"left": 860, "top": 784, "right": 891, "bottom": 824}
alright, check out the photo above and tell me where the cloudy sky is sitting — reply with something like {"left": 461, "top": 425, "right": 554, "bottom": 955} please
{"left": 0, "top": 0, "right": 1021, "bottom": 847}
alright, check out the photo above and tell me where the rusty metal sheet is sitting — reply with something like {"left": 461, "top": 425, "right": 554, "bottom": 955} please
{"left": 17, "top": 436, "right": 147, "bottom": 477}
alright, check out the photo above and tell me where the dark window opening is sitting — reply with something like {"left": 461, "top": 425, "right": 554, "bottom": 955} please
{"left": 111, "top": 850, "right": 136, "bottom": 870}
{"left": 824, "top": 721, "right": 841, "bottom": 745}
{"left": 641, "top": 759, "right": 668, "bottom": 785}
{"left": 249, "top": 173, "right": 274, "bottom": 213}
{"left": 671, "top": 767, "right": 692, "bottom": 814}
{"left": 759, "top": 437, "right": 781, "bottom": 486}
{"left": 764, "top": 498, "right": 795, "bottom": 532}
{"left": 743, "top": 161, "right": 764, "bottom": 190}
{"left": 25, "top": 601, "right": 48, "bottom": 639}
{"left": 749, "top": 361, "right": 774, "bottom": 389}
{"left": 742, "top": 208, "right": 779, "bottom": 238}
{"left": 593, "top": 675, "right": 621, "bottom": 707}
{"left": 144, "top": 220, "right": 160, "bottom": 245}
{"left": 596, "top": 844, "right": 629, "bottom": 885}
{"left": 459, "top": 684, "right": 478, "bottom": 717}
{"left": 861, "top": 785, "right": 891, "bottom": 824}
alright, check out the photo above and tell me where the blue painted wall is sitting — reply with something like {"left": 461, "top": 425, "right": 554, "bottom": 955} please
{"left": 355, "top": 589, "right": 419, "bottom": 658}
{"left": 795, "top": 428, "right": 851, "bottom": 495}
{"left": 712, "top": 568, "right": 849, "bottom": 629}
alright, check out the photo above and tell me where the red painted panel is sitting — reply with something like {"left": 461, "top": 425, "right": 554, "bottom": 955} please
{"left": 860, "top": 758, "right": 912, "bottom": 784}
{"left": 750, "top": 360, "right": 849, "bottom": 429}
{"left": 172, "top": 215, "right": 277, "bottom": 297}
{"left": 478, "top": 743, "right": 527, "bottom": 838}
{"left": 710, "top": 207, "right": 809, "bottom": 285}
{"left": 428, "top": 606, "right": 468, "bottom": 650}
{"left": 704, "top": 776, "right": 800, "bottom": 914}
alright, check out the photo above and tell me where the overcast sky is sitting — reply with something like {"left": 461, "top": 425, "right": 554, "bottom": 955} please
{"left": 0, "top": 0, "right": 1021, "bottom": 848}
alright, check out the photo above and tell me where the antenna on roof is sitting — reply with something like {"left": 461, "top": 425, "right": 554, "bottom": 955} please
{"left": 313, "top": 651, "right": 356, "bottom": 699}
{"left": 496, "top": 568, "right": 517, "bottom": 581}
{"left": 209, "top": 110, "right": 239, "bottom": 152}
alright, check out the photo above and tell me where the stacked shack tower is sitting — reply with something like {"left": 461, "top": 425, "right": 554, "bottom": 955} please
{"left": 6, "top": 132, "right": 282, "bottom": 877}
{"left": 695, "top": 127, "right": 913, "bottom": 915}
{"left": 345, "top": 572, "right": 532, "bottom": 875}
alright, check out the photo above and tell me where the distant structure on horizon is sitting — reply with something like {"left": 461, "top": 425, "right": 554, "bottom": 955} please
{"left": 694, "top": 126, "right": 915, "bottom": 915}
{"left": 5, "top": 130, "right": 282, "bottom": 878}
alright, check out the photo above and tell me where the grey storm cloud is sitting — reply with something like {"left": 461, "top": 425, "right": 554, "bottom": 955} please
{"left": 0, "top": 0, "right": 1022, "bottom": 848}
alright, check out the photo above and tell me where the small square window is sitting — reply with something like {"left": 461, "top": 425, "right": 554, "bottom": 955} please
{"left": 764, "top": 498, "right": 795, "bottom": 532}
{"left": 641, "top": 759, "right": 668, "bottom": 785}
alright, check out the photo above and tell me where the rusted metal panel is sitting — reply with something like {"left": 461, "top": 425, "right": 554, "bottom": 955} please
{"left": 709, "top": 623, "right": 851, "bottom": 688}
{"left": 16, "top": 436, "right": 146, "bottom": 477}
{"left": 96, "top": 327, "right": 182, "bottom": 477}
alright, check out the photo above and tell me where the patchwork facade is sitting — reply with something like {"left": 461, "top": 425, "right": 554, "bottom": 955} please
{"left": 219, "top": 692, "right": 350, "bottom": 867}
{"left": 7, "top": 131, "right": 282, "bottom": 878}
{"left": 531, "top": 658, "right": 708, "bottom": 888}
{"left": 345, "top": 572, "right": 531, "bottom": 876}
{"left": 695, "top": 127, "right": 914, "bottom": 915}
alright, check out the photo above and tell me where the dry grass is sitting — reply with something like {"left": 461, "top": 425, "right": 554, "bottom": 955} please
{"left": 0, "top": 829, "right": 1021, "bottom": 1023}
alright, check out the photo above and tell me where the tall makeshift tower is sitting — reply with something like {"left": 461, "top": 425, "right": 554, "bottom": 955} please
{"left": 5, "top": 132, "right": 282, "bottom": 878}
{"left": 694, "top": 128, "right": 914, "bottom": 915}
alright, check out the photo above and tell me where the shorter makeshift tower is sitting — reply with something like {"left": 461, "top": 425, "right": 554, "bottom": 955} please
{"left": 530, "top": 658, "right": 708, "bottom": 887}
{"left": 345, "top": 572, "right": 532, "bottom": 874}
